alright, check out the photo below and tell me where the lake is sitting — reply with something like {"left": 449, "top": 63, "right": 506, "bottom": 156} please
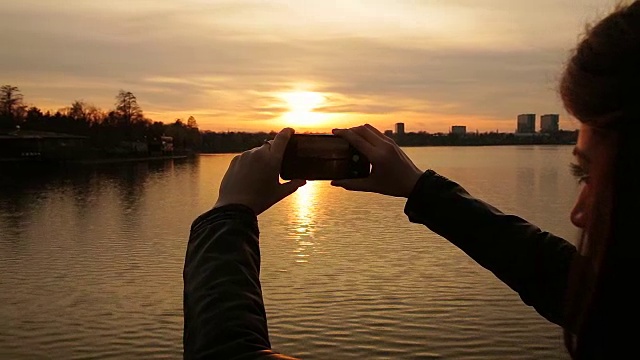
{"left": 0, "top": 145, "right": 578, "bottom": 359}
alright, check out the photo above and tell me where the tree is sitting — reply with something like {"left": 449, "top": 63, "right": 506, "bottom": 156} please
{"left": 85, "top": 105, "right": 105, "bottom": 125}
{"left": 114, "top": 90, "right": 143, "bottom": 125}
{"left": 62, "top": 101, "right": 104, "bottom": 125}
{"left": 0, "top": 85, "right": 26, "bottom": 129}
{"left": 149, "top": 121, "right": 165, "bottom": 139}
{"left": 68, "top": 100, "right": 87, "bottom": 120}
{"left": 23, "top": 106, "right": 44, "bottom": 129}
{"left": 187, "top": 116, "right": 198, "bottom": 129}
{"left": 58, "top": 100, "right": 86, "bottom": 119}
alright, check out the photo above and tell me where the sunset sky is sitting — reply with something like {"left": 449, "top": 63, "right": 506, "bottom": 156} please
{"left": 0, "top": 0, "right": 620, "bottom": 133}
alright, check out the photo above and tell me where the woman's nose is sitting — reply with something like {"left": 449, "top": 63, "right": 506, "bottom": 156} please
{"left": 570, "top": 187, "right": 588, "bottom": 229}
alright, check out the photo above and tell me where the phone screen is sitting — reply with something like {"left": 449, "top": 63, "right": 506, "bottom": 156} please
{"left": 280, "top": 134, "right": 370, "bottom": 180}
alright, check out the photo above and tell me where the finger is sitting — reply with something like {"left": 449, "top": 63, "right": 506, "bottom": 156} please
{"left": 257, "top": 140, "right": 273, "bottom": 155}
{"left": 277, "top": 179, "right": 306, "bottom": 199}
{"left": 220, "top": 155, "right": 240, "bottom": 185}
{"left": 352, "top": 124, "right": 389, "bottom": 147}
{"left": 399, "top": 147, "right": 414, "bottom": 164}
{"left": 364, "top": 123, "right": 395, "bottom": 142}
{"left": 330, "top": 178, "right": 375, "bottom": 193}
{"left": 270, "top": 128, "right": 294, "bottom": 158}
{"left": 332, "top": 128, "right": 376, "bottom": 159}
{"left": 229, "top": 154, "right": 240, "bottom": 166}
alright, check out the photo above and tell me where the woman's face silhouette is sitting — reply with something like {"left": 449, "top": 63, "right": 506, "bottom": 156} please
{"left": 569, "top": 124, "right": 618, "bottom": 230}
{"left": 570, "top": 125, "right": 594, "bottom": 229}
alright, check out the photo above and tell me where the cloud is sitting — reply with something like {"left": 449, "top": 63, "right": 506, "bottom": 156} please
{"left": 0, "top": 0, "right": 618, "bottom": 131}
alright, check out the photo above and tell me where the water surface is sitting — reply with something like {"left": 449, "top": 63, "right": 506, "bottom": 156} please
{"left": 0, "top": 145, "right": 578, "bottom": 359}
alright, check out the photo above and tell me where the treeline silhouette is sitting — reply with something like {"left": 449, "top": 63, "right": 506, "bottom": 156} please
{"left": 0, "top": 85, "right": 290, "bottom": 156}
{"left": 0, "top": 84, "right": 577, "bottom": 159}
{"left": 0, "top": 85, "right": 203, "bottom": 157}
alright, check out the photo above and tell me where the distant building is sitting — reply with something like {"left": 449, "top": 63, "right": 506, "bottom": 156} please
{"left": 161, "top": 136, "right": 174, "bottom": 153}
{"left": 149, "top": 136, "right": 174, "bottom": 155}
{"left": 451, "top": 125, "right": 467, "bottom": 135}
{"left": 540, "top": 114, "right": 560, "bottom": 133}
{"left": 394, "top": 122, "right": 405, "bottom": 135}
{"left": 384, "top": 130, "right": 393, "bottom": 137}
{"left": 517, "top": 114, "right": 536, "bottom": 133}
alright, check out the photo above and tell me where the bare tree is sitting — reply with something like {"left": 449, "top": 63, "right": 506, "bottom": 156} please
{"left": 59, "top": 100, "right": 87, "bottom": 120}
{"left": 0, "top": 85, "right": 26, "bottom": 128}
{"left": 85, "top": 105, "right": 105, "bottom": 124}
{"left": 69, "top": 100, "right": 87, "bottom": 120}
{"left": 114, "top": 90, "right": 143, "bottom": 124}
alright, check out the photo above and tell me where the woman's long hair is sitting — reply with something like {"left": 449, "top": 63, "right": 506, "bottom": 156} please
{"left": 559, "top": 1, "right": 640, "bottom": 358}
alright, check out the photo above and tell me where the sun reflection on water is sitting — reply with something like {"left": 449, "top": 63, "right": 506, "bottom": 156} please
{"left": 289, "top": 180, "right": 319, "bottom": 264}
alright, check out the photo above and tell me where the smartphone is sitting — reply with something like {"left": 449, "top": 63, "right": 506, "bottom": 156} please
{"left": 280, "top": 134, "right": 371, "bottom": 180}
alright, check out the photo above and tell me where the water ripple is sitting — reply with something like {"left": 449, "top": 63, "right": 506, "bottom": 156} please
{"left": 1, "top": 149, "right": 575, "bottom": 359}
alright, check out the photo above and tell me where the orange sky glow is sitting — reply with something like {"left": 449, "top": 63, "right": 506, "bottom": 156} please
{"left": 0, "top": 0, "right": 620, "bottom": 133}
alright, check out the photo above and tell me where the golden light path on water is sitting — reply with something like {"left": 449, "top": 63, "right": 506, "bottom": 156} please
{"left": 289, "top": 181, "right": 319, "bottom": 263}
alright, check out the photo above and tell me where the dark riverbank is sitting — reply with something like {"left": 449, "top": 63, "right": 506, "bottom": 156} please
{"left": 0, "top": 154, "right": 189, "bottom": 164}
{"left": 1, "top": 128, "right": 578, "bottom": 163}
{"left": 197, "top": 130, "right": 578, "bottom": 154}
{"left": 68, "top": 154, "right": 189, "bottom": 165}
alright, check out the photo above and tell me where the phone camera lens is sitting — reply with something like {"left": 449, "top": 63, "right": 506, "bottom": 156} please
{"left": 352, "top": 155, "right": 360, "bottom": 162}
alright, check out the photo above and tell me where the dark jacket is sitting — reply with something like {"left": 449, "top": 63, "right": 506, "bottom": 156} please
{"left": 183, "top": 170, "right": 577, "bottom": 359}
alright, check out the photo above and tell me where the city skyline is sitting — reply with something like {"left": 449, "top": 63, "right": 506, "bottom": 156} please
{"left": 0, "top": 0, "right": 618, "bottom": 133}
{"left": 393, "top": 112, "right": 565, "bottom": 135}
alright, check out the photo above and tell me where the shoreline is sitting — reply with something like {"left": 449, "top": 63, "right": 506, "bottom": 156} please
{"left": 197, "top": 142, "right": 576, "bottom": 155}
{"left": 0, "top": 154, "right": 190, "bottom": 166}
{"left": 69, "top": 155, "right": 189, "bottom": 165}
{"left": 1, "top": 142, "right": 577, "bottom": 165}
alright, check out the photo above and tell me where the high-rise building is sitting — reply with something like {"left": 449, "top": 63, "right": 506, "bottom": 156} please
{"left": 451, "top": 125, "right": 467, "bottom": 135}
{"left": 395, "top": 122, "right": 405, "bottom": 135}
{"left": 540, "top": 114, "right": 560, "bottom": 133}
{"left": 517, "top": 114, "right": 536, "bottom": 133}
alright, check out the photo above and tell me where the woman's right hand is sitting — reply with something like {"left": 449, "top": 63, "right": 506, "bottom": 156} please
{"left": 331, "top": 124, "right": 424, "bottom": 198}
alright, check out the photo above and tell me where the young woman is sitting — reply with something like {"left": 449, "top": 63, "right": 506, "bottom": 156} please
{"left": 183, "top": 2, "right": 640, "bottom": 359}
{"left": 556, "top": 1, "right": 640, "bottom": 356}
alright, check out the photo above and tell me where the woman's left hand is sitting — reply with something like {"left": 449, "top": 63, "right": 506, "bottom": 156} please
{"left": 213, "top": 128, "right": 306, "bottom": 215}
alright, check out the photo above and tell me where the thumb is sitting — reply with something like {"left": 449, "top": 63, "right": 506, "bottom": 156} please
{"left": 331, "top": 178, "right": 374, "bottom": 192}
{"left": 277, "top": 179, "right": 307, "bottom": 199}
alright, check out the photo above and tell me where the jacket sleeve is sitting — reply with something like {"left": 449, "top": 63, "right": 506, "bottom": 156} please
{"left": 183, "top": 204, "right": 299, "bottom": 360}
{"left": 404, "top": 170, "right": 577, "bottom": 327}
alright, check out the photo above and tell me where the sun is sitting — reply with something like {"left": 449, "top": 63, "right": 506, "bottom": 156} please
{"left": 282, "top": 91, "right": 325, "bottom": 113}
{"left": 279, "top": 91, "right": 331, "bottom": 127}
